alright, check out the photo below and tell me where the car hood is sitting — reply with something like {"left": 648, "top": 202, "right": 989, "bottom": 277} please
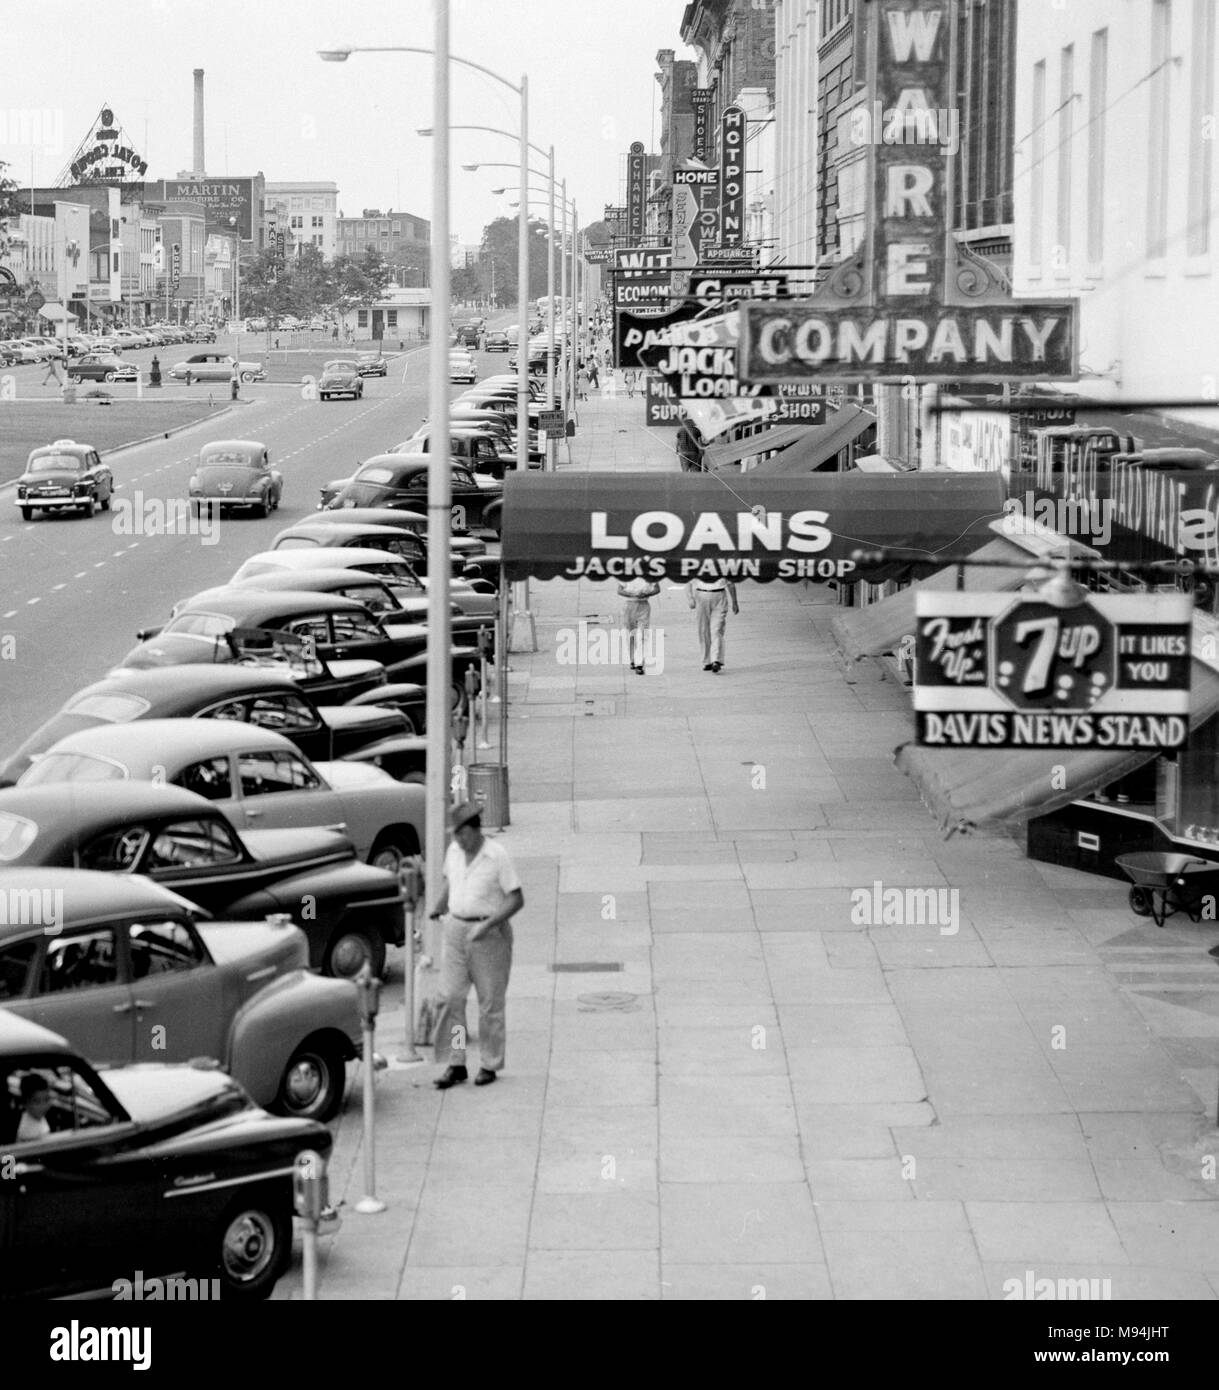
{"left": 240, "top": 825, "right": 356, "bottom": 868}
{"left": 117, "top": 633, "right": 234, "bottom": 669}
{"left": 315, "top": 758, "right": 399, "bottom": 791}
{"left": 319, "top": 703, "right": 408, "bottom": 736}
{"left": 197, "top": 915, "right": 310, "bottom": 973}
{"left": 103, "top": 1064, "right": 248, "bottom": 1126}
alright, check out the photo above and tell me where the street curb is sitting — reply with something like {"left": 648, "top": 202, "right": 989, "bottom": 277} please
{"left": 0, "top": 403, "right": 240, "bottom": 493}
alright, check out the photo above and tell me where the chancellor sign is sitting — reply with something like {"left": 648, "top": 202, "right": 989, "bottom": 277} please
{"left": 914, "top": 590, "right": 1193, "bottom": 749}
{"left": 739, "top": 304, "right": 1077, "bottom": 382}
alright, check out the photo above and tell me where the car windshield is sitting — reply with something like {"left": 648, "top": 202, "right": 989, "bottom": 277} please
{"left": 29, "top": 455, "right": 83, "bottom": 474}
{"left": 357, "top": 355, "right": 378, "bottom": 363}
{"left": 21, "top": 753, "right": 127, "bottom": 786}
{"left": 202, "top": 449, "right": 256, "bottom": 465}
{"left": 165, "top": 612, "right": 237, "bottom": 637}
{"left": 0, "top": 811, "right": 38, "bottom": 861}
{"left": 62, "top": 692, "right": 151, "bottom": 722}
{"left": 325, "top": 361, "right": 356, "bottom": 371}
{"left": 355, "top": 467, "right": 394, "bottom": 485}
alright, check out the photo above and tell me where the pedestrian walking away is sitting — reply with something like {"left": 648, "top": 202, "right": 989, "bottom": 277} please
{"left": 687, "top": 575, "right": 738, "bottom": 672}
{"left": 676, "top": 417, "right": 705, "bottom": 472}
{"left": 623, "top": 367, "right": 638, "bottom": 398}
{"left": 429, "top": 802, "right": 525, "bottom": 1088}
{"left": 587, "top": 359, "right": 600, "bottom": 391}
{"left": 618, "top": 575, "right": 661, "bottom": 674}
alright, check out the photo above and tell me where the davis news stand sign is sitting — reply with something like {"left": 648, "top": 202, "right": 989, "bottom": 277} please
{"left": 914, "top": 591, "right": 1193, "bottom": 750}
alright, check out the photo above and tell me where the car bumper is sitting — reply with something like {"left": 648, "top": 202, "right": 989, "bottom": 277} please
{"left": 19, "top": 494, "right": 91, "bottom": 509}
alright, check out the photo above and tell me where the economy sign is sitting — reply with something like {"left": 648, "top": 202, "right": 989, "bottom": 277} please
{"left": 738, "top": 303, "right": 1078, "bottom": 383}
{"left": 913, "top": 590, "right": 1193, "bottom": 749}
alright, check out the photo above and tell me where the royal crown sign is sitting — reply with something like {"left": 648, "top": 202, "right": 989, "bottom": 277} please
{"left": 738, "top": 0, "right": 1078, "bottom": 385}
{"left": 913, "top": 590, "right": 1193, "bottom": 749}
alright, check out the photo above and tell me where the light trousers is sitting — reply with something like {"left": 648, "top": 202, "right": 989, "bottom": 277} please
{"left": 433, "top": 916, "right": 513, "bottom": 1071}
{"left": 622, "top": 599, "right": 651, "bottom": 667}
{"left": 693, "top": 590, "right": 729, "bottom": 665}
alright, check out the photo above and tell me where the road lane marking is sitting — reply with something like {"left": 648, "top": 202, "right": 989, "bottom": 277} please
{"left": 26, "top": 597, "right": 39, "bottom": 605}
{"left": 52, "top": 584, "right": 66, "bottom": 591}
{"left": 2, "top": 611, "right": 14, "bottom": 619}
{"left": 74, "top": 571, "right": 86, "bottom": 578}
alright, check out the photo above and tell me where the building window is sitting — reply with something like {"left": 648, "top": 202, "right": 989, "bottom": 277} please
{"left": 290, "top": 215, "right": 303, "bottom": 230}
{"left": 357, "top": 309, "right": 368, "bottom": 327}
{"left": 312, "top": 215, "right": 323, "bottom": 228}
{"left": 312, "top": 197, "right": 323, "bottom": 209}
{"left": 820, "top": 0, "right": 851, "bottom": 40}
{"left": 386, "top": 310, "right": 397, "bottom": 328}
{"left": 380, "top": 226, "right": 389, "bottom": 236}
{"left": 1087, "top": 30, "right": 1107, "bottom": 264}
{"left": 291, "top": 197, "right": 302, "bottom": 208}
{"left": 392, "top": 221, "right": 401, "bottom": 233}
{"left": 313, "top": 235, "right": 323, "bottom": 246}
{"left": 1147, "top": 0, "right": 1172, "bottom": 261}
{"left": 1187, "top": 0, "right": 1214, "bottom": 256}
{"left": 1055, "top": 45, "right": 1074, "bottom": 267}
{"left": 1029, "top": 60, "right": 1045, "bottom": 267}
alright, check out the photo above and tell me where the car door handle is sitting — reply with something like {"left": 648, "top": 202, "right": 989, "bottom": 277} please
{"left": 133, "top": 999, "right": 156, "bottom": 1010}
{"left": 112, "top": 1001, "right": 134, "bottom": 1014}
{"left": 246, "top": 807, "right": 263, "bottom": 819}
{"left": 246, "top": 965, "right": 276, "bottom": 982}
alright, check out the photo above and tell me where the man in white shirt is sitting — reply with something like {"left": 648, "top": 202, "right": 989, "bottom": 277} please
{"left": 428, "top": 801, "right": 525, "bottom": 1088}
{"left": 618, "top": 575, "right": 661, "bottom": 674}
{"left": 686, "top": 575, "right": 739, "bottom": 672}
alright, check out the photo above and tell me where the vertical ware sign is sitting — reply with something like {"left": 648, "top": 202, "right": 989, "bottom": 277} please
{"left": 720, "top": 106, "right": 746, "bottom": 247}
{"left": 627, "top": 143, "right": 646, "bottom": 242}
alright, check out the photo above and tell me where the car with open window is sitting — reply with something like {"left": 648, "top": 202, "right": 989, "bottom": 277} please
{"left": 14, "top": 440, "right": 113, "bottom": 520}
{"left": 0, "top": 783, "right": 409, "bottom": 980}
{"left": 0, "top": 1006, "right": 334, "bottom": 1300}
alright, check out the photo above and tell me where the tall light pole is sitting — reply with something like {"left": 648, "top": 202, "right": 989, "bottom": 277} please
{"left": 509, "top": 188, "right": 577, "bottom": 425}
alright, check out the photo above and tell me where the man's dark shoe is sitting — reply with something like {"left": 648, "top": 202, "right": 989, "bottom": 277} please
{"left": 711, "top": 662, "right": 722, "bottom": 672}
{"left": 703, "top": 663, "right": 714, "bottom": 671}
{"left": 474, "top": 1069, "right": 497, "bottom": 1086}
{"left": 434, "top": 1065, "right": 468, "bottom": 1090}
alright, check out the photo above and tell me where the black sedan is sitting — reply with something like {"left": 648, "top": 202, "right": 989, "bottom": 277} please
{"left": 0, "top": 1009, "right": 332, "bottom": 1301}
{"left": 0, "top": 664, "right": 421, "bottom": 787}
{"left": 356, "top": 352, "right": 388, "bottom": 377}
{"left": 15, "top": 440, "right": 114, "bottom": 520}
{"left": 320, "top": 457, "right": 503, "bottom": 534}
{"left": 0, "top": 782, "right": 408, "bottom": 977}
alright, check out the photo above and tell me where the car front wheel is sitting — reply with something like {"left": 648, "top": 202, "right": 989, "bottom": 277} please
{"left": 368, "top": 831, "right": 416, "bottom": 876}
{"left": 20, "top": 507, "right": 32, "bottom": 521}
{"left": 103, "top": 371, "right": 116, "bottom": 383}
{"left": 274, "top": 1037, "right": 347, "bottom": 1120}
{"left": 324, "top": 922, "right": 386, "bottom": 980}
{"left": 212, "top": 1197, "right": 292, "bottom": 1301}
{"left": 241, "top": 371, "right": 256, "bottom": 384}
{"left": 80, "top": 497, "right": 95, "bottom": 518}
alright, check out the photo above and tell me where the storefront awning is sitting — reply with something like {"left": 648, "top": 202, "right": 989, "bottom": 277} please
{"left": 831, "top": 534, "right": 1049, "bottom": 663}
{"left": 895, "top": 656, "right": 1219, "bottom": 836}
{"left": 37, "top": 303, "right": 76, "bottom": 323}
{"left": 500, "top": 470, "right": 1006, "bottom": 584}
{"left": 705, "top": 422, "right": 811, "bottom": 470}
{"left": 748, "top": 404, "right": 876, "bottom": 475}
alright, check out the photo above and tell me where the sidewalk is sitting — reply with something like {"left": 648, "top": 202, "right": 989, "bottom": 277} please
{"left": 277, "top": 389, "right": 1219, "bottom": 1300}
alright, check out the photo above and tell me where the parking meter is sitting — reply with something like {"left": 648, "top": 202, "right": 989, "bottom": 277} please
{"left": 293, "top": 1149, "right": 328, "bottom": 1223}
{"left": 355, "top": 964, "right": 382, "bottom": 1025}
{"left": 400, "top": 860, "right": 424, "bottom": 910}
{"left": 477, "top": 625, "right": 494, "bottom": 658}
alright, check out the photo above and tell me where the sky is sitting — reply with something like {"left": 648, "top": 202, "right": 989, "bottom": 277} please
{"left": 0, "top": 0, "right": 696, "bottom": 245}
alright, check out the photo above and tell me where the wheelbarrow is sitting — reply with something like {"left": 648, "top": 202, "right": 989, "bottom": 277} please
{"left": 1115, "top": 851, "right": 1219, "bottom": 927}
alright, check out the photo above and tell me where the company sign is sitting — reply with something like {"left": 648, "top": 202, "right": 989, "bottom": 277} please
{"left": 692, "top": 87, "right": 714, "bottom": 162}
{"left": 612, "top": 247, "right": 672, "bottom": 315}
{"left": 586, "top": 246, "right": 612, "bottom": 265}
{"left": 68, "top": 108, "right": 148, "bottom": 182}
{"left": 914, "top": 590, "right": 1193, "bottom": 749}
{"left": 152, "top": 178, "right": 256, "bottom": 240}
{"left": 627, "top": 142, "right": 646, "bottom": 241}
{"left": 699, "top": 245, "right": 758, "bottom": 266}
{"left": 720, "top": 106, "right": 746, "bottom": 247}
{"left": 672, "top": 168, "right": 720, "bottom": 269}
{"left": 614, "top": 303, "right": 702, "bottom": 369}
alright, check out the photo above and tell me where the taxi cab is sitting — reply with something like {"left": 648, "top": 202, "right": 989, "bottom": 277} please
{"left": 15, "top": 440, "right": 114, "bottom": 520}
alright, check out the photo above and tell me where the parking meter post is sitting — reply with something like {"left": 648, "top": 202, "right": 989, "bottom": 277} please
{"left": 477, "top": 649, "right": 492, "bottom": 749}
{"left": 398, "top": 864, "right": 423, "bottom": 1063}
{"left": 354, "top": 967, "right": 386, "bottom": 1215}
{"left": 293, "top": 1150, "right": 327, "bottom": 1298}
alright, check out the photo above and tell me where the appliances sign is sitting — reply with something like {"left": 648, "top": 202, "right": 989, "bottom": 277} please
{"left": 914, "top": 590, "right": 1193, "bottom": 749}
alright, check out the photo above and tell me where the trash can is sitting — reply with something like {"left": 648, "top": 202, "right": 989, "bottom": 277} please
{"left": 61, "top": 384, "right": 76, "bottom": 405}
{"left": 467, "top": 763, "right": 510, "bottom": 829}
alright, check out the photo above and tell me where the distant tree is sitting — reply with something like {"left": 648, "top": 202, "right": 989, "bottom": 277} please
{"left": 479, "top": 216, "right": 551, "bottom": 305}
{"left": 0, "top": 160, "right": 22, "bottom": 261}
{"left": 332, "top": 248, "right": 395, "bottom": 317}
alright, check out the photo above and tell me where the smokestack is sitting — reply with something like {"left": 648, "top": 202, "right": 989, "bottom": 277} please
{"left": 193, "top": 68, "right": 205, "bottom": 177}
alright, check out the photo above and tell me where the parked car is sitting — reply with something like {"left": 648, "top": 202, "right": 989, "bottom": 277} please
{"left": 189, "top": 439, "right": 282, "bottom": 517}
{"left": 0, "top": 664, "right": 417, "bottom": 787}
{"left": 270, "top": 520, "right": 429, "bottom": 568}
{"left": 304, "top": 505, "right": 487, "bottom": 564}
{"left": 20, "top": 720, "right": 425, "bottom": 869}
{"left": 0, "top": 1007, "right": 334, "bottom": 1300}
{"left": 169, "top": 353, "right": 265, "bottom": 384}
{"left": 319, "top": 359, "right": 364, "bottom": 401}
{"left": 355, "top": 352, "right": 388, "bottom": 377}
{"left": 484, "top": 330, "right": 510, "bottom": 352}
{"left": 409, "top": 424, "right": 517, "bottom": 478}
{"left": 0, "top": 782, "right": 408, "bottom": 978}
{"left": 319, "top": 457, "right": 504, "bottom": 534}
{"left": 14, "top": 440, "right": 113, "bottom": 520}
{"left": 1, "top": 340, "right": 38, "bottom": 364}
{"left": 65, "top": 352, "right": 139, "bottom": 384}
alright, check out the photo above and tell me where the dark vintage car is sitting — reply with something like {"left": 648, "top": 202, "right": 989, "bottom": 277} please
{"left": 21, "top": 720, "right": 425, "bottom": 868}
{"left": 355, "top": 352, "right": 388, "bottom": 377}
{"left": 189, "top": 438, "right": 283, "bottom": 517}
{"left": 270, "top": 519, "right": 430, "bottom": 569}
{"left": 0, "top": 664, "right": 419, "bottom": 787}
{"left": 0, "top": 870, "right": 361, "bottom": 1125}
{"left": 319, "top": 359, "right": 364, "bottom": 400}
{"left": 65, "top": 352, "right": 140, "bottom": 384}
{"left": 15, "top": 440, "right": 114, "bottom": 520}
{"left": 0, "top": 1008, "right": 332, "bottom": 1300}
{"left": 0, "top": 783, "right": 408, "bottom": 978}
{"left": 454, "top": 324, "right": 482, "bottom": 348}
{"left": 410, "top": 425, "right": 517, "bottom": 478}
{"left": 484, "top": 330, "right": 509, "bottom": 352}
{"left": 132, "top": 590, "right": 480, "bottom": 706}
{"left": 319, "top": 456, "right": 504, "bottom": 534}
{"left": 302, "top": 507, "right": 489, "bottom": 569}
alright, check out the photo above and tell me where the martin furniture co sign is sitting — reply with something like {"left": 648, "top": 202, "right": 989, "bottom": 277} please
{"left": 914, "top": 590, "right": 1193, "bottom": 749}
{"left": 739, "top": 0, "right": 1077, "bottom": 385}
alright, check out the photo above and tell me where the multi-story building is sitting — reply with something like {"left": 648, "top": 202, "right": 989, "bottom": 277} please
{"left": 153, "top": 207, "right": 207, "bottom": 318}
{"left": 12, "top": 185, "right": 122, "bottom": 325}
{"left": 648, "top": 49, "right": 699, "bottom": 244}
{"left": 264, "top": 181, "right": 339, "bottom": 259}
{"left": 118, "top": 211, "right": 159, "bottom": 322}
{"left": 336, "top": 209, "right": 431, "bottom": 283}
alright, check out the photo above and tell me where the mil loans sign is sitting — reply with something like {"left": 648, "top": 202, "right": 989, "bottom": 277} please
{"left": 738, "top": 0, "right": 1077, "bottom": 385}
{"left": 913, "top": 591, "right": 1193, "bottom": 750}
